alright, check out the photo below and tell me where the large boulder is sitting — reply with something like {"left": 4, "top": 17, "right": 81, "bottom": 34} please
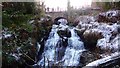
{"left": 56, "top": 28, "right": 71, "bottom": 48}
{"left": 82, "top": 29, "right": 103, "bottom": 50}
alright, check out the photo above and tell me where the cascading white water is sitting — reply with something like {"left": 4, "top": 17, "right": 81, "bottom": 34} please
{"left": 62, "top": 28, "right": 85, "bottom": 66}
{"left": 37, "top": 19, "right": 85, "bottom": 67}
{"left": 38, "top": 25, "right": 60, "bottom": 66}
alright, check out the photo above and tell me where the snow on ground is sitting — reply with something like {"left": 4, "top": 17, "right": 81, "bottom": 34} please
{"left": 77, "top": 16, "right": 120, "bottom": 53}
{"left": 77, "top": 18, "right": 119, "bottom": 66}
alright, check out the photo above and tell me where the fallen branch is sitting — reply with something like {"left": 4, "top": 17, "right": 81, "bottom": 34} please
{"left": 23, "top": 53, "right": 36, "bottom": 63}
{"left": 19, "top": 50, "right": 36, "bottom": 63}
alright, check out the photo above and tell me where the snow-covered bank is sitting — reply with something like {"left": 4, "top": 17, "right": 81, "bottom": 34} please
{"left": 76, "top": 10, "right": 120, "bottom": 67}
{"left": 77, "top": 16, "right": 120, "bottom": 53}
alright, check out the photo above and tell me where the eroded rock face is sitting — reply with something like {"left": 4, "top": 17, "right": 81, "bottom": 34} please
{"left": 82, "top": 29, "right": 103, "bottom": 50}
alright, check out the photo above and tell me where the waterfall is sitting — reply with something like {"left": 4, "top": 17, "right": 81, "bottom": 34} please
{"left": 38, "top": 25, "right": 60, "bottom": 66}
{"left": 37, "top": 20, "right": 85, "bottom": 67}
{"left": 62, "top": 28, "right": 85, "bottom": 66}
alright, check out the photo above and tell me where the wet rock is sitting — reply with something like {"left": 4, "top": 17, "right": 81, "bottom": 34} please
{"left": 82, "top": 29, "right": 103, "bottom": 50}
{"left": 57, "top": 28, "right": 71, "bottom": 48}
{"left": 57, "top": 28, "right": 71, "bottom": 38}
